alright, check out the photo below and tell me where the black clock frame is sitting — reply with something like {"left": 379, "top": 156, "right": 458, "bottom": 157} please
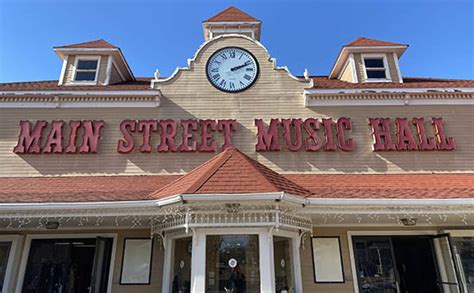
{"left": 205, "top": 46, "right": 260, "bottom": 93}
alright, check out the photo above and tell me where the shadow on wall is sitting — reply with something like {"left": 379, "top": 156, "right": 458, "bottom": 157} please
{"left": 11, "top": 103, "right": 474, "bottom": 176}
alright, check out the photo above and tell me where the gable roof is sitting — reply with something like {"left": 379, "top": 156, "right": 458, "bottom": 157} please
{"left": 345, "top": 37, "right": 407, "bottom": 47}
{"left": 150, "top": 147, "right": 312, "bottom": 198}
{"left": 204, "top": 6, "right": 260, "bottom": 22}
{"left": 54, "top": 39, "right": 117, "bottom": 49}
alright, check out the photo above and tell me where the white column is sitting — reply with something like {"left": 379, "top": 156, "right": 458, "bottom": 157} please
{"left": 161, "top": 237, "right": 173, "bottom": 293}
{"left": 190, "top": 230, "right": 206, "bottom": 293}
{"left": 292, "top": 237, "right": 303, "bottom": 293}
{"left": 259, "top": 230, "right": 275, "bottom": 293}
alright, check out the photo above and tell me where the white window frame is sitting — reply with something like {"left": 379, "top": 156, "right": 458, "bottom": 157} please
{"left": 0, "top": 235, "right": 22, "bottom": 293}
{"left": 162, "top": 228, "right": 302, "bottom": 293}
{"left": 361, "top": 53, "right": 392, "bottom": 83}
{"left": 15, "top": 233, "right": 117, "bottom": 293}
{"left": 71, "top": 55, "right": 102, "bottom": 85}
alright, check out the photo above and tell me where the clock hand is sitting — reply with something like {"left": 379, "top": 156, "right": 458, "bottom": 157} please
{"left": 230, "top": 61, "right": 251, "bottom": 71}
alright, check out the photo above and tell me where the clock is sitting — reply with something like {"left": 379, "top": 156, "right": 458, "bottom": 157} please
{"left": 206, "top": 47, "right": 259, "bottom": 93}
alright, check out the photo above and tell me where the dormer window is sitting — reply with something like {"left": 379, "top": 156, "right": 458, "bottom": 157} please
{"left": 73, "top": 57, "right": 100, "bottom": 82}
{"left": 362, "top": 54, "right": 391, "bottom": 82}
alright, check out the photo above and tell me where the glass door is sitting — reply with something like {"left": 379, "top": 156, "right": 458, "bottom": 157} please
{"left": 432, "top": 234, "right": 462, "bottom": 293}
{"left": 353, "top": 237, "right": 398, "bottom": 293}
{"left": 205, "top": 235, "right": 260, "bottom": 293}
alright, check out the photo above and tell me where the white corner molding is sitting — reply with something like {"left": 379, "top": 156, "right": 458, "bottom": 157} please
{"left": 58, "top": 56, "right": 68, "bottom": 86}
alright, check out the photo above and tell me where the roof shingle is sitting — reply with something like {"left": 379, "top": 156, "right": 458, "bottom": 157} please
{"left": 54, "top": 39, "right": 117, "bottom": 49}
{"left": 345, "top": 37, "right": 407, "bottom": 47}
{"left": 150, "top": 147, "right": 312, "bottom": 198}
{"left": 204, "top": 6, "right": 260, "bottom": 22}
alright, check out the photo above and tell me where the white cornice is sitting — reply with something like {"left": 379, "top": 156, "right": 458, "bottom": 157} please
{"left": 0, "top": 90, "right": 160, "bottom": 95}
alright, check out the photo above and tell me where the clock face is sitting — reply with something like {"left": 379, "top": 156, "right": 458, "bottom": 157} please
{"left": 206, "top": 47, "right": 259, "bottom": 93}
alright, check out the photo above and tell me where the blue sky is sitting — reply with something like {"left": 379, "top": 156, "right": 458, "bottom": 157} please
{"left": 0, "top": 0, "right": 472, "bottom": 83}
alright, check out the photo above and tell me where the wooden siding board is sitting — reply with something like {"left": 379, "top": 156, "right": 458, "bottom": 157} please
{"left": 1, "top": 37, "right": 473, "bottom": 177}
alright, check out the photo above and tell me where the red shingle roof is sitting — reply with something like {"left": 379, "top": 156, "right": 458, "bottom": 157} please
{"left": 150, "top": 147, "right": 312, "bottom": 198}
{"left": 287, "top": 174, "right": 474, "bottom": 199}
{"left": 1, "top": 76, "right": 473, "bottom": 92}
{"left": 0, "top": 173, "right": 472, "bottom": 203}
{"left": 345, "top": 37, "right": 407, "bottom": 47}
{"left": 0, "top": 78, "right": 153, "bottom": 91}
{"left": 204, "top": 6, "right": 260, "bottom": 22}
{"left": 54, "top": 39, "right": 117, "bottom": 49}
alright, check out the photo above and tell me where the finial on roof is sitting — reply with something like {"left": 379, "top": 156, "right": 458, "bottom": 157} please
{"left": 154, "top": 69, "right": 160, "bottom": 79}
{"left": 304, "top": 68, "right": 310, "bottom": 79}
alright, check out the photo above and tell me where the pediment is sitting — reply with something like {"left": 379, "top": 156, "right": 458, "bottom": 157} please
{"left": 151, "top": 35, "right": 312, "bottom": 95}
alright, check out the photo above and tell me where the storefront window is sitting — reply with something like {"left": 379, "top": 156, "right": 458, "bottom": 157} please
{"left": 171, "top": 237, "right": 192, "bottom": 293}
{"left": 452, "top": 237, "right": 474, "bottom": 292}
{"left": 273, "top": 236, "right": 294, "bottom": 293}
{"left": 0, "top": 242, "right": 11, "bottom": 291}
{"left": 22, "top": 237, "right": 113, "bottom": 293}
{"left": 353, "top": 237, "right": 397, "bottom": 293}
{"left": 206, "top": 235, "right": 260, "bottom": 293}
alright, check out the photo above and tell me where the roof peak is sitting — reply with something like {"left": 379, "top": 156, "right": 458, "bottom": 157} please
{"left": 150, "top": 147, "right": 312, "bottom": 199}
{"left": 345, "top": 37, "right": 407, "bottom": 47}
{"left": 204, "top": 6, "right": 260, "bottom": 23}
{"left": 54, "top": 39, "right": 117, "bottom": 49}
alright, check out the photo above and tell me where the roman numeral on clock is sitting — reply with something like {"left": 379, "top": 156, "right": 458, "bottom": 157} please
{"left": 212, "top": 74, "right": 220, "bottom": 80}
{"left": 229, "top": 51, "right": 236, "bottom": 58}
{"left": 243, "top": 74, "right": 252, "bottom": 81}
{"left": 219, "top": 79, "right": 226, "bottom": 87}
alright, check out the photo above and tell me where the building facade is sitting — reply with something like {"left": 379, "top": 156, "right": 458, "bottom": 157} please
{"left": 0, "top": 6, "right": 473, "bottom": 293}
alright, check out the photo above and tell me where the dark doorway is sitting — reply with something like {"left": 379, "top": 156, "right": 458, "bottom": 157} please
{"left": 22, "top": 237, "right": 113, "bottom": 293}
{"left": 353, "top": 236, "right": 441, "bottom": 293}
{"left": 392, "top": 236, "right": 440, "bottom": 293}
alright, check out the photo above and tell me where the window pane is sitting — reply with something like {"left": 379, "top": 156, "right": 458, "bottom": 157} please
{"left": 367, "top": 70, "right": 387, "bottom": 79}
{"left": 0, "top": 242, "right": 12, "bottom": 289}
{"left": 77, "top": 60, "right": 98, "bottom": 70}
{"left": 364, "top": 58, "right": 384, "bottom": 68}
{"left": 452, "top": 237, "right": 474, "bottom": 292}
{"left": 274, "top": 236, "right": 294, "bottom": 292}
{"left": 75, "top": 71, "right": 97, "bottom": 81}
{"left": 353, "top": 237, "right": 397, "bottom": 293}
{"left": 206, "top": 235, "right": 260, "bottom": 293}
{"left": 172, "top": 237, "right": 192, "bottom": 293}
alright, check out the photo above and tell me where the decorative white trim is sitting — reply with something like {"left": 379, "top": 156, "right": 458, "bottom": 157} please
{"left": 15, "top": 233, "right": 117, "bottom": 293}
{"left": 0, "top": 235, "right": 22, "bottom": 293}
{"left": 151, "top": 34, "right": 312, "bottom": 87}
{"left": 70, "top": 55, "right": 101, "bottom": 85}
{"left": 306, "top": 97, "right": 474, "bottom": 107}
{"left": 58, "top": 56, "right": 68, "bottom": 85}
{"left": 360, "top": 53, "right": 392, "bottom": 82}
{"left": 304, "top": 87, "right": 474, "bottom": 94}
{"left": 0, "top": 90, "right": 160, "bottom": 95}
{"left": 443, "top": 229, "right": 474, "bottom": 237}
{"left": 0, "top": 96, "right": 161, "bottom": 108}
{"left": 306, "top": 198, "right": 474, "bottom": 207}
{"left": 204, "top": 21, "right": 261, "bottom": 25}
{"left": 104, "top": 55, "right": 113, "bottom": 85}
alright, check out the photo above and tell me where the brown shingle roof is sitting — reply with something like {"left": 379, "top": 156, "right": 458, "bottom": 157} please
{"left": 150, "top": 147, "right": 312, "bottom": 198}
{"left": 54, "top": 39, "right": 117, "bottom": 49}
{"left": 204, "top": 6, "right": 260, "bottom": 22}
{"left": 345, "top": 37, "right": 407, "bottom": 47}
